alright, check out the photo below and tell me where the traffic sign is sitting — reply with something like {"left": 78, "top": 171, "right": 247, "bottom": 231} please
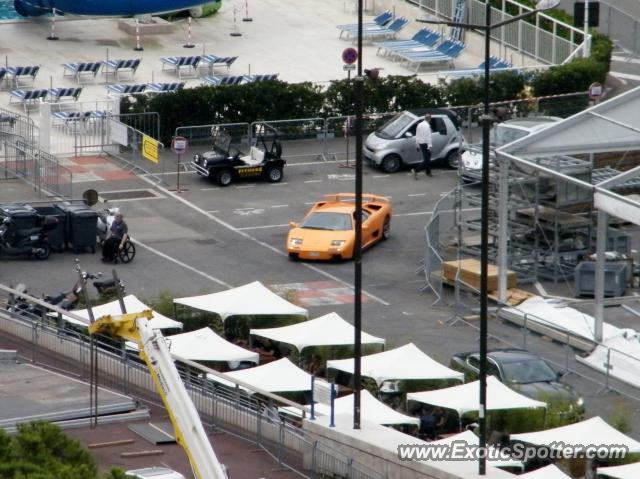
{"left": 342, "top": 47, "right": 358, "bottom": 65}
{"left": 142, "top": 134, "right": 160, "bottom": 163}
{"left": 172, "top": 136, "right": 189, "bottom": 154}
{"left": 343, "top": 64, "right": 356, "bottom": 71}
{"left": 589, "top": 82, "right": 603, "bottom": 100}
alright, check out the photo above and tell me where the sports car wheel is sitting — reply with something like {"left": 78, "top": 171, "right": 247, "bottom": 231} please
{"left": 216, "top": 169, "right": 233, "bottom": 187}
{"left": 381, "top": 154, "right": 402, "bottom": 173}
{"left": 382, "top": 217, "right": 391, "bottom": 240}
{"left": 267, "top": 165, "right": 283, "bottom": 183}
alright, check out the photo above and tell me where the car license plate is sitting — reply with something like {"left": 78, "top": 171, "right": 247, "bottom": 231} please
{"left": 310, "top": 252, "right": 320, "bottom": 257}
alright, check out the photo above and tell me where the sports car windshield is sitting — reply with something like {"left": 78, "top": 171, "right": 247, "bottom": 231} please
{"left": 376, "top": 112, "right": 414, "bottom": 139}
{"left": 491, "top": 125, "right": 529, "bottom": 147}
{"left": 500, "top": 359, "right": 557, "bottom": 384}
{"left": 301, "top": 212, "right": 352, "bottom": 231}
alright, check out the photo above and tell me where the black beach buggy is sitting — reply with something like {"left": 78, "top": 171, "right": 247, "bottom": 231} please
{"left": 192, "top": 123, "right": 285, "bottom": 186}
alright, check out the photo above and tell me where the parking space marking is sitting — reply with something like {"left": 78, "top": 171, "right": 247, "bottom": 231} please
{"left": 207, "top": 210, "right": 220, "bottom": 214}
{"left": 372, "top": 175, "right": 389, "bottom": 179}
{"left": 269, "top": 182, "right": 289, "bottom": 186}
{"left": 141, "top": 177, "right": 390, "bottom": 306}
{"left": 408, "top": 193, "right": 427, "bottom": 197}
{"left": 132, "top": 239, "right": 232, "bottom": 288}
{"left": 394, "top": 211, "right": 432, "bottom": 217}
{"left": 234, "top": 207, "right": 255, "bottom": 211}
{"left": 201, "top": 187, "right": 220, "bottom": 191}
{"left": 235, "top": 185, "right": 256, "bottom": 189}
{"left": 304, "top": 180, "right": 323, "bottom": 183}
{"left": 271, "top": 205, "right": 289, "bottom": 208}
{"left": 237, "top": 224, "right": 289, "bottom": 231}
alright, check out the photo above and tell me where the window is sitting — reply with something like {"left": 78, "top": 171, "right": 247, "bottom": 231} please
{"left": 431, "top": 117, "right": 447, "bottom": 135}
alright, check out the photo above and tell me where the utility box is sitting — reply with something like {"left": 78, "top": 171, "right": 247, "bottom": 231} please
{"left": 54, "top": 204, "right": 98, "bottom": 253}
{"left": 0, "top": 203, "right": 39, "bottom": 231}
{"left": 574, "top": 260, "right": 627, "bottom": 298}
{"left": 33, "top": 206, "right": 66, "bottom": 252}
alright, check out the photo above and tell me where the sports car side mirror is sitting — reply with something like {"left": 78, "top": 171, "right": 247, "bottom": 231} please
{"left": 289, "top": 221, "right": 298, "bottom": 228}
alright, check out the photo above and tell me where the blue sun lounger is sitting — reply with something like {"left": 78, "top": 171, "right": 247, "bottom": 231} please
{"left": 337, "top": 10, "right": 392, "bottom": 38}
{"left": 245, "top": 74, "right": 279, "bottom": 82}
{"left": 9, "top": 88, "right": 49, "bottom": 110}
{"left": 201, "top": 75, "right": 247, "bottom": 86}
{"left": 200, "top": 55, "right": 239, "bottom": 75}
{"left": 399, "top": 40, "right": 466, "bottom": 72}
{"left": 438, "top": 56, "right": 512, "bottom": 80}
{"left": 359, "top": 17, "right": 409, "bottom": 42}
{"left": 63, "top": 62, "right": 102, "bottom": 83}
{"left": 48, "top": 87, "right": 83, "bottom": 102}
{"left": 146, "top": 82, "right": 185, "bottom": 94}
{"left": 6, "top": 65, "right": 40, "bottom": 88}
{"left": 102, "top": 58, "right": 141, "bottom": 81}
{"left": 160, "top": 56, "right": 201, "bottom": 78}
{"left": 374, "top": 28, "right": 441, "bottom": 58}
{"left": 106, "top": 83, "right": 148, "bottom": 96}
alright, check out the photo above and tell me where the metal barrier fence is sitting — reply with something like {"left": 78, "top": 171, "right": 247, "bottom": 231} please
{"left": 0, "top": 296, "right": 384, "bottom": 479}
{"left": 0, "top": 105, "right": 38, "bottom": 146}
{"left": 597, "top": 2, "right": 640, "bottom": 55}
{"left": 1, "top": 134, "right": 73, "bottom": 198}
{"left": 411, "top": 0, "right": 585, "bottom": 64}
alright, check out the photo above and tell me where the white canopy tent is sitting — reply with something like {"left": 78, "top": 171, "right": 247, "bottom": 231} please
{"left": 577, "top": 330, "right": 640, "bottom": 389}
{"left": 520, "top": 464, "right": 571, "bottom": 479}
{"left": 173, "top": 281, "right": 308, "bottom": 321}
{"left": 512, "top": 416, "right": 640, "bottom": 452}
{"left": 597, "top": 461, "right": 640, "bottom": 479}
{"left": 326, "top": 343, "right": 463, "bottom": 386}
{"left": 280, "top": 390, "right": 418, "bottom": 426}
{"left": 250, "top": 312, "right": 385, "bottom": 353}
{"left": 59, "top": 294, "right": 183, "bottom": 330}
{"left": 215, "top": 358, "right": 312, "bottom": 393}
{"left": 407, "top": 376, "right": 546, "bottom": 414}
{"left": 149, "top": 327, "right": 259, "bottom": 364}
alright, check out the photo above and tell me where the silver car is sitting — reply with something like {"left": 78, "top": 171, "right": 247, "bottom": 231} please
{"left": 363, "top": 109, "right": 463, "bottom": 173}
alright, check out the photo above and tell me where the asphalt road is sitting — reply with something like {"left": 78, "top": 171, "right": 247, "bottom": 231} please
{"left": 3, "top": 148, "right": 640, "bottom": 438}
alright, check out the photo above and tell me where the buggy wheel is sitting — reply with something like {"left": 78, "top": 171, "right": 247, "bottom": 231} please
{"left": 118, "top": 240, "right": 136, "bottom": 263}
{"left": 216, "top": 168, "right": 233, "bottom": 187}
{"left": 267, "top": 165, "right": 283, "bottom": 183}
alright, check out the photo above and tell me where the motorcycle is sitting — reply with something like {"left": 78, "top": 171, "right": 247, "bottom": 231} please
{"left": 7, "top": 264, "right": 125, "bottom": 318}
{"left": 0, "top": 216, "right": 56, "bottom": 260}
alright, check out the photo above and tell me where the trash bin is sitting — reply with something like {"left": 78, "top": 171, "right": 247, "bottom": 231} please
{"left": 54, "top": 204, "right": 98, "bottom": 253}
{"left": 33, "top": 205, "right": 66, "bottom": 252}
{"left": 574, "top": 260, "right": 628, "bottom": 298}
{"left": 0, "top": 203, "right": 39, "bottom": 231}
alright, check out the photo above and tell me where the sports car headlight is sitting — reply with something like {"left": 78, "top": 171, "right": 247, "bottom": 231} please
{"left": 290, "top": 238, "right": 303, "bottom": 246}
{"left": 331, "top": 240, "right": 345, "bottom": 247}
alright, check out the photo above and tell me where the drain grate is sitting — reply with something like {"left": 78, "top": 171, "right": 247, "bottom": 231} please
{"left": 99, "top": 189, "right": 162, "bottom": 201}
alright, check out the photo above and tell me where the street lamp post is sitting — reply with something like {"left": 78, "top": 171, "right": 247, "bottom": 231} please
{"left": 417, "top": 0, "right": 559, "bottom": 474}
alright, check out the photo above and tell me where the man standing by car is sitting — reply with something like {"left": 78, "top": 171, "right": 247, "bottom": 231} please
{"left": 412, "top": 113, "right": 433, "bottom": 179}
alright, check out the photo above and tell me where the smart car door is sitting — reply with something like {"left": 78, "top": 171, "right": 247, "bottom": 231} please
{"left": 430, "top": 117, "right": 448, "bottom": 160}
{"left": 399, "top": 121, "right": 421, "bottom": 165}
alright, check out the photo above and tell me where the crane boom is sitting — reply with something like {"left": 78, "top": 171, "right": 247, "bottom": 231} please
{"left": 89, "top": 310, "right": 228, "bottom": 479}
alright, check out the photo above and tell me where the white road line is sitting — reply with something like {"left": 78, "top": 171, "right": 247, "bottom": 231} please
{"left": 269, "top": 182, "right": 289, "bottom": 186}
{"left": 131, "top": 239, "right": 232, "bottom": 288}
{"left": 271, "top": 204, "right": 289, "bottom": 208}
{"left": 235, "top": 185, "right": 256, "bottom": 189}
{"left": 234, "top": 207, "right": 255, "bottom": 211}
{"left": 394, "top": 211, "right": 432, "bottom": 217}
{"left": 372, "top": 175, "right": 389, "bottom": 179}
{"left": 612, "top": 55, "right": 640, "bottom": 65}
{"left": 610, "top": 71, "right": 640, "bottom": 82}
{"left": 200, "top": 187, "right": 220, "bottom": 191}
{"left": 139, "top": 177, "right": 390, "bottom": 306}
{"left": 237, "top": 224, "right": 289, "bottom": 230}
{"left": 408, "top": 193, "right": 427, "bottom": 197}
{"left": 304, "top": 202, "right": 315, "bottom": 205}
{"left": 207, "top": 210, "right": 220, "bottom": 214}
{"left": 304, "top": 180, "right": 323, "bottom": 183}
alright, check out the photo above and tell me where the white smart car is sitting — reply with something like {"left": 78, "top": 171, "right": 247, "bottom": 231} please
{"left": 459, "top": 116, "right": 561, "bottom": 182}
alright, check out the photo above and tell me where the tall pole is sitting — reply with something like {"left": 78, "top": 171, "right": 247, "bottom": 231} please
{"left": 353, "top": 0, "right": 364, "bottom": 430}
{"left": 478, "top": 0, "right": 491, "bottom": 474}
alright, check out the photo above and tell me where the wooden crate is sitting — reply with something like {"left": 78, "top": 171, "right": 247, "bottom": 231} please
{"left": 442, "top": 258, "right": 517, "bottom": 292}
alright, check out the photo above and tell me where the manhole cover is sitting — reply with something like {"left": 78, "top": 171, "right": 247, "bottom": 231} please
{"left": 100, "top": 189, "right": 161, "bottom": 201}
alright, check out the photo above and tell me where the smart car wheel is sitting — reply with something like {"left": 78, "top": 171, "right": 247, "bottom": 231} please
{"left": 216, "top": 169, "right": 233, "bottom": 187}
{"left": 445, "top": 149, "right": 460, "bottom": 169}
{"left": 267, "top": 165, "right": 283, "bottom": 183}
{"left": 381, "top": 154, "right": 401, "bottom": 173}
{"left": 382, "top": 217, "right": 391, "bottom": 240}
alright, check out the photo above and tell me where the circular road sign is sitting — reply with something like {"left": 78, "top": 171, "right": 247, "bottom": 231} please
{"left": 589, "top": 82, "right": 603, "bottom": 100}
{"left": 171, "top": 136, "right": 188, "bottom": 154}
{"left": 342, "top": 47, "right": 358, "bottom": 65}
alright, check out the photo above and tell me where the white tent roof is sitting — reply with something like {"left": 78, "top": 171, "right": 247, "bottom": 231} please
{"left": 60, "top": 294, "right": 182, "bottom": 330}
{"left": 281, "top": 390, "right": 419, "bottom": 426}
{"left": 250, "top": 312, "right": 385, "bottom": 352}
{"left": 512, "top": 416, "right": 640, "bottom": 452}
{"left": 407, "top": 376, "right": 546, "bottom": 414}
{"left": 221, "top": 358, "right": 312, "bottom": 393}
{"left": 430, "top": 430, "right": 523, "bottom": 470}
{"left": 504, "top": 296, "right": 628, "bottom": 343}
{"left": 520, "top": 464, "right": 571, "bottom": 479}
{"left": 577, "top": 330, "right": 640, "bottom": 389}
{"left": 326, "top": 343, "right": 463, "bottom": 386}
{"left": 597, "top": 461, "right": 640, "bottom": 479}
{"left": 173, "top": 281, "right": 307, "bottom": 321}
{"left": 162, "top": 327, "right": 258, "bottom": 364}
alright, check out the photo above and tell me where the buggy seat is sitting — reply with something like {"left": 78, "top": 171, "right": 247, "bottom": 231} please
{"left": 241, "top": 146, "right": 265, "bottom": 166}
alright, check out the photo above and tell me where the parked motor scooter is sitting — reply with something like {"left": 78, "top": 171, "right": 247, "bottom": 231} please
{"left": 0, "top": 216, "right": 56, "bottom": 260}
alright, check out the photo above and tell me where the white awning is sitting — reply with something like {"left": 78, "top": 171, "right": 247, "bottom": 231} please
{"left": 511, "top": 416, "right": 640, "bottom": 452}
{"left": 280, "top": 389, "right": 418, "bottom": 426}
{"left": 173, "top": 281, "right": 308, "bottom": 321}
{"left": 250, "top": 312, "right": 385, "bottom": 352}
{"left": 158, "top": 327, "right": 258, "bottom": 364}
{"left": 520, "top": 464, "right": 571, "bottom": 479}
{"left": 597, "top": 461, "right": 640, "bottom": 479}
{"left": 59, "top": 294, "right": 182, "bottom": 330}
{"left": 326, "top": 343, "right": 463, "bottom": 386}
{"left": 577, "top": 330, "right": 640, "bottom": 389}
{"left": 221, "top": 358, "right": 312, "bottom": 393}
{"left": 407, "top": 376, "right": 546, "bottom": 415}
